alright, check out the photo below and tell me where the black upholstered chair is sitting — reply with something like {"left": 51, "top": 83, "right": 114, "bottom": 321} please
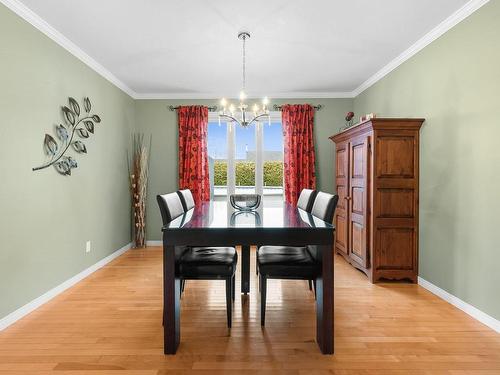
{"left": 177, "top": 189, "right": 195, "bottom": 212}
{"left": 296, "top": 188, "right": 318, "bottom": 212}
{"left": 257, "top": 191, "right": 339, "bottom": 326}
{"left": 157, "top": 191, "right": 237, "bottom": 328}
{"left": 256, "top": 188, "right": 317, "bottom": 276}
{"left": 296, "top": 188, "right": 319, "bottom": 290}
{"left": 174, "top": 189, "right": 196, "bottom": 295}
{"left": 311, "top": 192, "right": 338, "bottom": 224}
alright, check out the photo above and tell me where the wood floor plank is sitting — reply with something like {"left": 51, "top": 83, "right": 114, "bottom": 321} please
{"left": 0, "top": 247, "right": 498, "bottom": 373}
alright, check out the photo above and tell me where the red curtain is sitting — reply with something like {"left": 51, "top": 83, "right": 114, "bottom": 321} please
{"left": 178, "top": 106, "right": 210, "bottom": 204}
{"left": 282, "top": 104, "right": 317, "bottom": 205}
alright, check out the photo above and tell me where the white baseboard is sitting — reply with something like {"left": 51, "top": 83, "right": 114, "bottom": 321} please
{"left": 0, "top": 241, "right": 132, "bottom": 331}
{"left": 146, "top": 240, "right": 162, "bottom": 246}
{"left": 418, "top": 277, "right": 500, "bottom": 333}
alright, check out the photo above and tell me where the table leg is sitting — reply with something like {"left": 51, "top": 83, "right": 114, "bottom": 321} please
{"left": 241, "top": 245, "right": 250, "bottom": 294}
{"left": 315, "top": 244, "right": 334, "bottom": 354}
{"left": 163, "top": 244, "right": 180, "bottom": 354}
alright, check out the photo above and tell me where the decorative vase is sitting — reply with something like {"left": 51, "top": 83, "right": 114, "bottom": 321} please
{"left": 128, "top": 134, "right": 151, "bottom": 248}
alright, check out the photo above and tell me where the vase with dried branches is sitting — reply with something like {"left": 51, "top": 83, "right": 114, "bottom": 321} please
{"left": 127, "top": 134, "right": 151, "bottom": 248}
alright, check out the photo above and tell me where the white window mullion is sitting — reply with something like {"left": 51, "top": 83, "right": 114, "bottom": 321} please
{"left": 255, "top": 121, "right": 264, "bottom": 196}
{"left": 227, "top": 122, "right": 236, "bottom": 196}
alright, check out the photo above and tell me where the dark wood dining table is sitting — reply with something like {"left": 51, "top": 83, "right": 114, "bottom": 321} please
{"left": 161, "top": 200, "right": 335, "bottom": 354}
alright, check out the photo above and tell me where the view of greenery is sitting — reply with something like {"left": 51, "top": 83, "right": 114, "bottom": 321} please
{"left": 213, "top": 161, "right": 283, "bottom": 187}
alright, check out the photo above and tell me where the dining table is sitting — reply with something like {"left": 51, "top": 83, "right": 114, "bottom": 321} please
{"left": 161, "top": 199, "right": 336, "bottom": 354}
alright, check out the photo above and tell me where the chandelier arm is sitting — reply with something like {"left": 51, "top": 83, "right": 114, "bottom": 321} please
{"left": 242, "top": 107, "right": 246, "bottom": 124}
{"left": 219, "top": 113, "right": 241, "bottom": 125}
{"left": 247, "top": 113, "right": 271, "bottom": 127}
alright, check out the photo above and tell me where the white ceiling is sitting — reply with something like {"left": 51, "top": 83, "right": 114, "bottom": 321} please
{"left": 13, "top": 0, "right": 474, "bottom": 97}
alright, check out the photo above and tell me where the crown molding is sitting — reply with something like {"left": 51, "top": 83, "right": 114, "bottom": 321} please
{"left": 0, "top": 0, "right": 137, "bottom": 98}
{"left": 133, "top": 91, "right": 354, "bottom": 100}
{"left": 351, "top": 0, "right": 490, "bottom": 97}
{"left": 2, "top": 0, "right": 489, "bottom": 101}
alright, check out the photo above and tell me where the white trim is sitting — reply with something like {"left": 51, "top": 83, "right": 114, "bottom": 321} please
{"left": 418, "top": 277, "right": 500, "bottom": 333}
{"left": 0, "top": 242, "right": 132, "bottom": 331}
{"left": 352, "top": 0, "right": 490, "bottom": 97}
{"left": 133, "top": 91, "right": 354, "bottom": 100}
{"left": 227, "top": 122, "right": 236, "bottom": 196}
{"left": 146, "top": 240, "right": 162, "bottom": 246}
{"left": 0, "top": 0, "right": 350, "bottom": 100}
{"left": 0, "top": 0, "right": 136, "bottom": 98}
{"left": 1, "top": 0, "right": 489, "bottom": 100}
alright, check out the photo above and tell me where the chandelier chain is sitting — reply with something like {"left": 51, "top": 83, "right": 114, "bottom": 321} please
{"left": 218, "top": 31, "right": 270, "bottom": 128}
{"left": 242, "top": 34, "right": 246, "bottom": 92}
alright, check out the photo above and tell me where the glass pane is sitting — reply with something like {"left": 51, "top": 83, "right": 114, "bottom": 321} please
{"left": 263, "top": 121, "right": 284, "bottom": 205}
{"left": 235, "top": 123, "right": 256, "bottom": 194}
{"left": 208, "top": 121, "right": 228, "bottom": 200}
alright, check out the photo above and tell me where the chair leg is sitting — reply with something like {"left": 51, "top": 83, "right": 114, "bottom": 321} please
{"left": 260, "top": 274, "right": 267, "bottom": 326}
{"left": 256, "top": 247, "right": 259, "bottom": 275}
{"left": 181, "top": 279, "right": 185, "bottom": 297}
{"left": 226, "top": 278, "right": 232, "bottom": 328}
{"left": 313, "top": 279, "right": 317, "bottom": 300}
{"left": 308, "top": 279, "right": 313, "bottom": 291}
{"left": 231, "top": 274, "right": 235, "bottom": 301}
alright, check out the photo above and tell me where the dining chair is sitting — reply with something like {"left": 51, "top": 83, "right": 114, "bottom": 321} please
{"left": 296, "top": 188, "right": 318, "bottom": 290}
{"left": 257, "top": 191, "right": 339, "bottom": 326}
{"left": 177, "top": 189, "right": 195, "bottom": 212}
{"left": 157, "top": 191, "right": 237, "bottom": 328}
{"left": 296, "top": 188, "right": 318, "bottom": 212}
{"left": 256, "top": 188, "right": 318, "bottom": 282}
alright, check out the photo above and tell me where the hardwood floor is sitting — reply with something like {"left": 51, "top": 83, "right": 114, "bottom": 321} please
{"left": 0, "top": 247, "right": 499, "bottom": 374}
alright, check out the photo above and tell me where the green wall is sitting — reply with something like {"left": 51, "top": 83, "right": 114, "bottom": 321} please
{"left": 0, "top": 4, "right": 133, "bottom": 318}
{"left": 135, "top": 98, "right": 352, "bottom": 241}
{"left": 354, "top": 1, "right": 500, "bottom": 320}
{"left": 3, "top": 0, "right": 498, "bottom": 327}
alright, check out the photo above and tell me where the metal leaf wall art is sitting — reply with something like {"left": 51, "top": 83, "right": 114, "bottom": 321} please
{"left": 32, "top": 97, "right": 101, "bottom": 175}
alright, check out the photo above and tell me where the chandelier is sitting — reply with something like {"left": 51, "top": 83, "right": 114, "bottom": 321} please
{"left": 219, "top": 32, "right": 270, "bottom": 128}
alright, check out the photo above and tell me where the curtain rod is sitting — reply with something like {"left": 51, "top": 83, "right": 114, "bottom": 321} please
{"left": 273, "top": 104, "right": 323, "bottom": 111}
{"left": 168, "top": 105, "right": 218, "bottom": 112}
{"left": 169, "top": 104, "right": 323, "bottom": 112}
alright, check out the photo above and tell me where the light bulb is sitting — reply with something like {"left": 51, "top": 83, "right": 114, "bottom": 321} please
{"left": 263, "top": 96, "right": 269, "bottom": 105}
{"left": 239, "top": 90, "right": 247, "bottom": 101}
{"left": 253, "top": 104, "right": 259, "bottom": 113}
{"left": 229, "top": 104, "right": 235, "bottom": 113}
{"left": 220, "top": 98, "right": 227, "bottom": 108}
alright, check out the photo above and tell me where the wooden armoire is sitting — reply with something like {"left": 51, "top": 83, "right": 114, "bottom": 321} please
{"left": 330, "top": 118, "right": 424, "bottom": 283}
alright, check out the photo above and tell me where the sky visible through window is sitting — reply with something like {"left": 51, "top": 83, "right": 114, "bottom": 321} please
{"left": 208, "top": 122, "right": 283, "bottom": 160}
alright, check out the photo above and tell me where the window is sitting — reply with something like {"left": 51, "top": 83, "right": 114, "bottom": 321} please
{"left": 208, "top": 112, "right": 283, "bottom": 202}
{"left": 208, "top": 121, "right": 228, "bottom": 199}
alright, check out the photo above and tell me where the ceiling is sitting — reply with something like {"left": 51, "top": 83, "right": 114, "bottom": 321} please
{"left": 13, "top": 0, "right": 473, "bottom": 97}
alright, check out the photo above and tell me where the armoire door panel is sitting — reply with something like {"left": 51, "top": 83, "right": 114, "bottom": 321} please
{"left": 352, "top": 144, "right": 365, "bottom": 178}
{"left": 335, "top": 142, "right": 349, "bottom": 257}
{"left": 351, "top": 223, "right": 363, "bottom": 257}
{"left": 351, "top": 187, "right": 364, "bottom": 214}
{"left": 348, "top": 136, "right": 370, "bottom": 269}
{"left": 337, "top": 185, "right": 347, "bottom": 211}
{"left": 335, "top": 214, "right": 348, "bottom": 255}
{"left": 375, "top": 228, "right": 415, "bottom": 270}
{"left": 375, "top": 188, "right": 415, "bottom": 218}
{"left": 376, "top": 136, "right": 415, "bottom": 178}
{"left": 336, "top": 148, "right": 347, "bottom": 178}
